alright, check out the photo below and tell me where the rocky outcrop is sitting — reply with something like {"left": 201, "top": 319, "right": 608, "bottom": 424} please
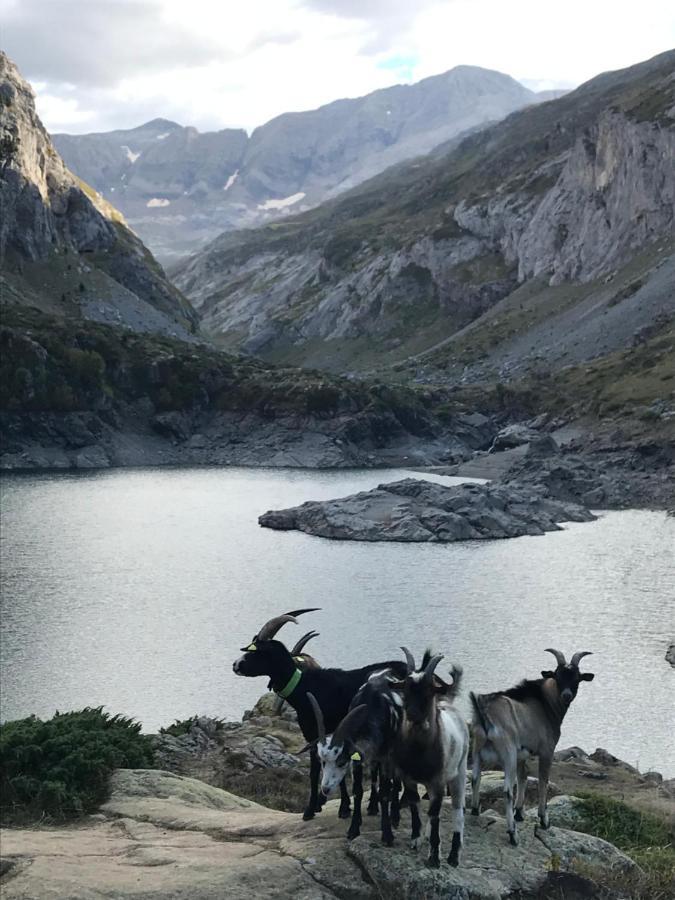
{"left": 54, "top": 67, "right": 537, "bottom": 260}
{"left": 259, "top": 478, "right": 595, "bottom": 542}
{"left": 0, "top": 768, "right": 640, "bottom": 900}
{"left": 0, "top": 52, "right": 197, "bottom": 338}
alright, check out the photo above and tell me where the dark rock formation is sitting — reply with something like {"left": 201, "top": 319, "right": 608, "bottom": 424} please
{"left": 259, "top": 478, "right": 595, "bottom": 542}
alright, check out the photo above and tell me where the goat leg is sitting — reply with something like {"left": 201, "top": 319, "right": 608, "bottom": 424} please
{"left": 470, "top": 754, "right": 481, "bottom": 816}
{"left": 404, "top": 781, "right": 422, "bottom": 850}
{"left": 338, "top": 776, "right": 351, "bottom": 819}
{"left": 367, "top": 762, "right": 380, "bottom": 815}
{"left": 347, "top": 758, "right": 363, "bottom": 840}
{"left": 426, "top": 789, "right": 443, "bottom": 868}
{"left": 390, "top": 776, "right": 401, "bottom": 829}
{"left": 447, "top": 757, "right": 466, "bottom": 867}
{"left": 537, "top": 755, "right": 551, "bottom": 829}
{"left": 379, "top": 766, "right": 395, "bottom": 846}
{"left": 514, "top": 759, "right": 528, "bottom": 822}
{"left": 503, "top": 751, "right": 518, "bottom": 845}
{"left": 303, "top": 747, "right": 322, "bottom": 820}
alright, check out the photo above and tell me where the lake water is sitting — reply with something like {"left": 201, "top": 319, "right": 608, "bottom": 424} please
{"left": 1, "top": 467, "right": 674, "bottom": 776}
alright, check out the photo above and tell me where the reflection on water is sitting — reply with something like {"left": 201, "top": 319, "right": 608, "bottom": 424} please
{"left": 1, "top": 467, "right": 674, "bottom": 775}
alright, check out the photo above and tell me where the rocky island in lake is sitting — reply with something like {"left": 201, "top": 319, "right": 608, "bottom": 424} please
{"left": 259, "top": 478, "right": 595, "bottom": 542}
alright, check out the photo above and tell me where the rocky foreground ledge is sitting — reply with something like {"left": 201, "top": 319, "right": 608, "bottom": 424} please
{"left": 0, "top": 768, "right": 642, "bottom": 900}
{"left": 259, "top": 478, "right": 595, "bottom": 542}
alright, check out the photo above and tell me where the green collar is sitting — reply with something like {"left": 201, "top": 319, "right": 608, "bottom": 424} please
{"left": 276, "top": 668, "right": 302, "bottom": 700}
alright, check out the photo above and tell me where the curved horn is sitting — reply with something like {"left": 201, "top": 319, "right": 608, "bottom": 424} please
{"left": 256, "top": 608, "right": 320, "bottom": 641}
{"left": 423, "top": 653, "right": 445, "bottom": 682}
{"left": 333, "top": 704, "right": 369, "bottom": 746}
{"left": 544, "top": 648, "right": 567, "bottom": 667}
{"left": 570, "top": 651, "right": 593, "bottom": 668}
{"left": 306, "top": 692, "right": 326, "bottom": 744}
{"left": 291, "top": 631, "right": 319, "bottom": 656}
{"left": 401, "top": 646, "right": 416, "bottom": 675}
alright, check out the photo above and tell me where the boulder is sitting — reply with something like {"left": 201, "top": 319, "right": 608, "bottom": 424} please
{"left": 490, "top": 423, "right": 540, "bottom": 452}
{"left": 259, "top": 478, "right": 596, "bottom": 543}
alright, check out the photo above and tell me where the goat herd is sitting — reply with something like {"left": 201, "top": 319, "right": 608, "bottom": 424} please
{"left": 232, "top": 608, "right": 595, "bottom": 869}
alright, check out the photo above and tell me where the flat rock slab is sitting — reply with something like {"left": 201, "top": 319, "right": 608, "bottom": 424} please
{"left": 0, "top": 770, "right": 637, "bottom": 900}
{"left": 259, "top": 478, "right": 595, "bottom": 542}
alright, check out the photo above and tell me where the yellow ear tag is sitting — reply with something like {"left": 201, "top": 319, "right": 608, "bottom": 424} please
{"left": 351, "top": 751, "right": 361, "bottom": 762}
{"left": 247, "top": 644, "right": 257, "bottom": 651}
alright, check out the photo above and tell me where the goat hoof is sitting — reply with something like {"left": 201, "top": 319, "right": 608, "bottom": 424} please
{"left": 338, "top": 805, "right": 351, "bottom": 820}
{"left": 382, "top": 835, "right": 394, "bottom": 847}
{"left": 471, "top": 807, "right": 480, "bottom": 817}
{"left": 508, "top": 832, "right": 518, "bottom": 847}
{"left": 514, "top": 808, "right": 524, "bottom": 822}
{"left": 539, "top": 817, "right": 549, "bottom": 830}
{"left": 302, "top": 809, "right": 315, "bottom": 821}
{"left": 347, "top": 828, "right": 360, "bottom": 841}
{"left": 448, "top": 851, "right": 459, "bottom": 868}
{"left": 426, "top": 855, "right": 440, "bottom": 869}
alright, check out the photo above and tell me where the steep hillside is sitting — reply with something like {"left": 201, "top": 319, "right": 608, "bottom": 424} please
{"left": 53, "top": 66, "right": 537, "bottom": 259}
{"left": 0, "top": 52, "right": 197, "bottom": 339}
{"left": 174, "top": 51, "right": 675, "bottom": 373}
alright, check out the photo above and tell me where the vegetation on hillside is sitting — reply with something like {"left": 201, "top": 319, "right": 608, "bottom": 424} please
{"left": 0, "top": 708, "right": 154, "bottom": 824}
{"left": 0, "top": 305, "right": 436, "bottom": 435}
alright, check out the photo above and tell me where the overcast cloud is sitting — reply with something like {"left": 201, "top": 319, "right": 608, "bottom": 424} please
{"left": 1, "top": 0, "right": 673, "bottom": 134}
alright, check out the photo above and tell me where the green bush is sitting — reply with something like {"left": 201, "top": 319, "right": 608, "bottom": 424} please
{"left": 0, "top": 707, "right": 154, "bottom": 824}
{"left": 159, "top": 716, "right": 224, "bottom": 737}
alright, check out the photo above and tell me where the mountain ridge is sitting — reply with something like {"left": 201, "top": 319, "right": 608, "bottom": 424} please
{"left": 173, "top": 50, "right": 675, "bottom": 377}
{"left": 52, "top": 65, "right": 539, "bottom": 259}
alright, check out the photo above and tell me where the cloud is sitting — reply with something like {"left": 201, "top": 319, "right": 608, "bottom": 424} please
{"left": 0, "top": 0, "right": 225, "bottom": 86}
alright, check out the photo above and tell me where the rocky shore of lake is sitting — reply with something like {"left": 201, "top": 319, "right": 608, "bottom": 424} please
{"left": 2, "top": 696, "right": 673, "bottom": 900}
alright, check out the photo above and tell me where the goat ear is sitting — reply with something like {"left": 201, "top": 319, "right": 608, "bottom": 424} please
{"left": 389, "top": 680, "right": 405, "bottom": 692}
{"left": 580, "top": 672, "right": 595, "bottom": 681}
{"left": 541, "top": 670, "right": 555, "bottom": 679}
{"left": 298, "top": 740, "right": 318, "bottom": 753}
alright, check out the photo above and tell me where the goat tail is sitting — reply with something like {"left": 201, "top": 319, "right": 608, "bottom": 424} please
{"left": 446, "top": 664, "right": 463, "bottom": 700}
{"left": 469, "top": 691, "right": 490, "bottom": 734}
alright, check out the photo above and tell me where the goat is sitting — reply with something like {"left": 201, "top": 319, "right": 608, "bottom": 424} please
{"left": 307, "top": 670, "right": 404, "bottom": 845}
{"left": 391, "top": 648, "right": 469, "bottom": 868}
{"left": 232, "top": 609, "right": 407, "bottom": 821}
{"left": 470, "top": 648, "right": 595, "bottom": 846}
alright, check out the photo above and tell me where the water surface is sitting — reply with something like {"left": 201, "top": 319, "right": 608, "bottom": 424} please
{"left": 1, "top": 467, "right": 673, "bottom": 775}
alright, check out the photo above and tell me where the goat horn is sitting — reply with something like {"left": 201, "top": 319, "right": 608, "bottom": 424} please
{"left": 291, "top": 631, "right": 319, "bottom": 656}
{"left": 570, "top": 650, "right": 593, "bottom": 668}
{"left": 256, "top": 608, "right": 320, "bottom": 641}
{"left": 333, "top": 704, "right": 368, "bottom": 746}
{"left": 400, "top": 646, "right": 416, "bottom": 675}
{"left": 423, "top": 653, "right": 445, "bottom": 682}
{"left": 544, "top": 648, "right": 567, "bottom": 666}
{"left": 306, "top": 692, "right": 326, "bottom": 744}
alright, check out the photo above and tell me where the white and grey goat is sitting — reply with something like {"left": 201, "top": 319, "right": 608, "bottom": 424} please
{"left": 392, "top": 649, "right": 469, "bottom": 868}
{"left": 470, "top": 648, "right": 595, "bottom": 845}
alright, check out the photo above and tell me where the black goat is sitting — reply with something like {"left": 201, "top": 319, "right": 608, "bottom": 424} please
{"left": 232, "top": 609, "right": 407, "bottom": 820}
{"left": 307, "top": 670, "right": 404, "bottom": 845}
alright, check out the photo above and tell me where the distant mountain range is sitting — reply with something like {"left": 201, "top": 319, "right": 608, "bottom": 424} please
{"left": 173, "top": 50, "right": 675, "bottom": 379}
{"left": 53, "top": 67, "right": 547, "bottom": 260}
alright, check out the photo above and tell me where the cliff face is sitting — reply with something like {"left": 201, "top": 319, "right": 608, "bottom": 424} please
{"left": 0, "top": 52, "right": 197, "bottom": 338}
{"left": 174, "top": 51, "right": 675, "bottom": 372}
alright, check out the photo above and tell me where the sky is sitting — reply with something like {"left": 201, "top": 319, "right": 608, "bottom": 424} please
{"left": 1, "top": 0, "right": 674, "bottom": 135}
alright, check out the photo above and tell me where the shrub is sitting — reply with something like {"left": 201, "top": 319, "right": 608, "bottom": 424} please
{"left": 159, "top": 716, "right": 224, "bottom": 737}
{"left": 0, "top": 707, "right": 154, "bottom": 824}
